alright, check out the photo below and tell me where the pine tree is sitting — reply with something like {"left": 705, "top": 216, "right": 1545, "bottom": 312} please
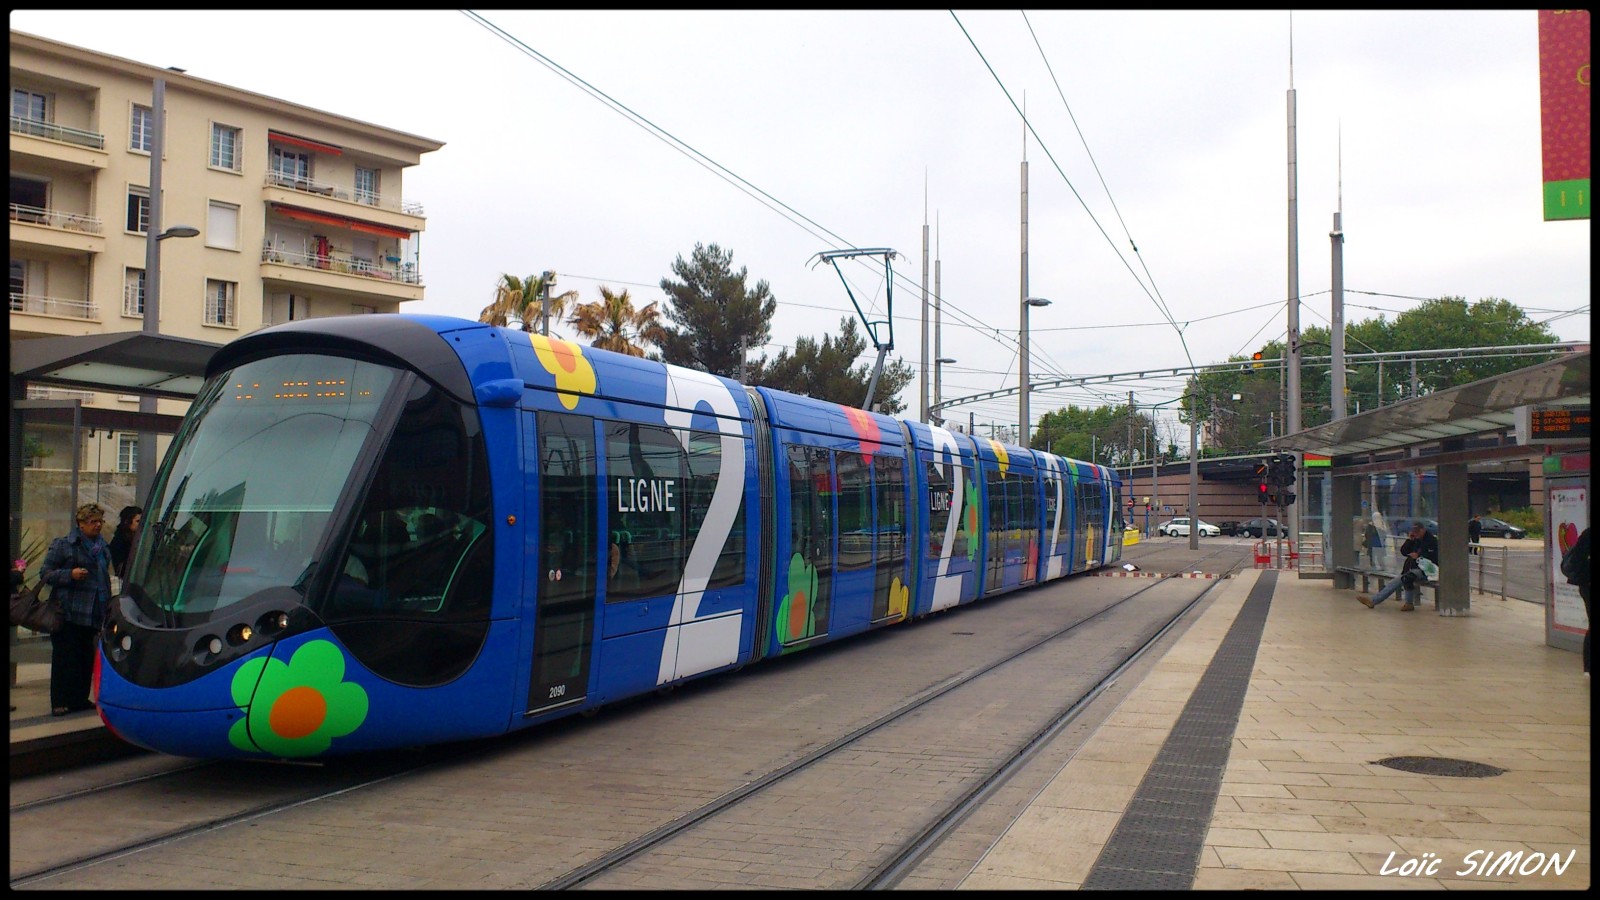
{"left": 655, "top": 243, "right": 776, "bottom": 377}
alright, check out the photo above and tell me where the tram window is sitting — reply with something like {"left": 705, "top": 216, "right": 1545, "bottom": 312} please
{"left": 324, "top": 375, "right": 494, "bottom": 686}
{"left": 874, "top": 455, "right": 905, "bottom": 568}
{"left": 837, "top": 452, "right": 872, "bottom": 571}
{"left": 925, "top": 461, "right": 951, "bottom": 558}
{"left": 686, "top": 428, "right": 745, "bottom": 590}
{"left": 872, "top": 455, "right": 906, "bottom": 621}
{"left": 606, "top": 422, "right": 687, "bottom": 601}
{"left": 783, "top": 443, "right": 832, "bottom": 641}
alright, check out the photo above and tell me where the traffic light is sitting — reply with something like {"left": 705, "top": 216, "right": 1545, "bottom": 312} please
{"left": 1258, "top": 482, "right": 1271, "bottom": 504}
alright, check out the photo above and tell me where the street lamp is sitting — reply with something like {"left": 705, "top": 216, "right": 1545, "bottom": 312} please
{"left": 934, "top": 357, "right": 956, "bottom": 424}
{"left": 1019, "top": 296, "right": 1051, "bottom": 449}
{"left": 136, "top": 77, "right": 203, "bottom": 506}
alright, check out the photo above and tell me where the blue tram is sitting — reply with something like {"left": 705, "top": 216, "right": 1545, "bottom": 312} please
{"left": 97, "top": 314, "right": 1123, "bottom": 759}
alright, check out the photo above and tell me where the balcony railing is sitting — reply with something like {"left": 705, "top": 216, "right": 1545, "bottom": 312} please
{"left": 261, "top": 245, "right": 422, "bottom": 285}
{"left": 264, "top": 172, "right": 425, "bottom": 216}
{"left": 10, "top": 115, "right": 106, "bottom": 150}
{"left": 9, "top": 203, "right": 104, "bottom": 234}
{"left": 10, "top": 292, "right": 99, "bottom": 319}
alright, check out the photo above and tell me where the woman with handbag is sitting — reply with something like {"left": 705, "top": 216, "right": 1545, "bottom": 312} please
{"left": 39, "top": 503, "right": 112, "bottom": 717}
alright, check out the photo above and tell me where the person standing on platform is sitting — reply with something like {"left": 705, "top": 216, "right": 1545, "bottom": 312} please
{"left": 39, "top": 503, "right": 112, "bottom": 717}
{"left": 108, "top": 505, "right": 143, "bottom": 586}
{"left": 1468, "top": 513, "right": 1483, "bottom": 556}
{"left": 1357, "top": 521, "right": 1438, "bottom": 612}
{"left": 1561, "top": 526, "right": 1590, "bottom": 675}
{"left": 1361, "top": 517, "right": 1383, "bottom": 568}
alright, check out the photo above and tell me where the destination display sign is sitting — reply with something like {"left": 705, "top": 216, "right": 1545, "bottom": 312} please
{"left": 1530, "top": 405, "right": 1590, "bottom": 441}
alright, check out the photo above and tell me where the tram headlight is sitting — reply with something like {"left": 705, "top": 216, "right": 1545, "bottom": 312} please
{"left": 227, "top": 623, "right": 254, "bottom": 646}
{"left": 208, "top": 637, "right": 223, "bottom": 656}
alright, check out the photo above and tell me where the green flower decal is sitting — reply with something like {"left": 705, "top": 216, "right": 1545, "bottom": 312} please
{"left": 228, "top": 639, "right": 369, "bottom": 757}
{"left": 776, "top": 552, "right": 819, "bottom": 647}
{"left": 962, "top": 479, "right": 980, "bottom": 561}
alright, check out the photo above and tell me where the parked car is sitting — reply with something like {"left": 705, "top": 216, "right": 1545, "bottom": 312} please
{"left": 1157, "top": 516, "right": 1221, "bottom": 537}
{"left": 1389, "top": 516, "right": 1439, "bottom": 537}
{"left": 1240, "top": 517, "right": 1285, "bottom": 538}
{"left": 1218, "top": 521, "right": 1241, "bottom": 536}
{"left": 1476, "top": 516, "right": 1528, "bottom": 539}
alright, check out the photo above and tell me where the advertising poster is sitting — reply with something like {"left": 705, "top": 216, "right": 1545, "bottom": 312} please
{"left": 1548, "top": 484, "right": 1588, "bottom": 634}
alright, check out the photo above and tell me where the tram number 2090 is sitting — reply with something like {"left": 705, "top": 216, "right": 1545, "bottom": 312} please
{"left": 548, "top": 683, "right": 568, "bottom": 700}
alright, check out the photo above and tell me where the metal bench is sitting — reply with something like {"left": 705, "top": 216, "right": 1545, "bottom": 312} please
{"left": 1334, "top": 565, "right": 1438, "bottom": 602}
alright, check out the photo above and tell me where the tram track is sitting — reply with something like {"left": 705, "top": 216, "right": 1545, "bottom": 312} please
{"left": 540, "top": 554, "right": 1241, "bottom": 890}
{"left": 10, "top": 551, "right": 1243, "bottom": 890}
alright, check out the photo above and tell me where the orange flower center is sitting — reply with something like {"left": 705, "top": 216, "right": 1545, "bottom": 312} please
{"left": 269, "top": 685, "right": 328, "bottom": 739}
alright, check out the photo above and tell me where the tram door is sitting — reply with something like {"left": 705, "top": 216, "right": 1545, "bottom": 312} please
{"left": 528, "top": 412, "right": 596, "bottom": 715}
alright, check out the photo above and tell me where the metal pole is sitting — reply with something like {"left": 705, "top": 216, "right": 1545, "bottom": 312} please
{"left": 919, "top": 215, "right": 929, "bottom": 422}
{"left": 1018, "top": 156, "right": 1030, "bottom": 449}
{"left": 1286, "top": 81, "right": 1303, "bottom": 553}
{"left": 1126, "top": 391, "right": 1134, "bottom": 470}
{"left": 933, "top": 253, "right": 942, "bottom": 423}
{"left": 1330, "top": 211, "right": 1346, "bottom": 420}
{"left": 1187, "top": 395, "right": 1199, "bottom": 551}
{"left": 539, "top": 269, "right": 555, "bottom": 337}
{"left": 136, "top": 77, "right": 167, "bottom": 508}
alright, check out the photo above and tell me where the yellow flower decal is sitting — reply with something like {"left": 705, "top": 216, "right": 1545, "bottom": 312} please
{"left": 228, "top": 639, "right": 369, "bottom": 757}
{"left": 885, "top": 576, "right": 909, "bottom": 621}
{"left": 528, "top": 333, "right": 597, "bottom": 410}
{"left": 988, "top": 439, "right": 1009, "bottom": 475}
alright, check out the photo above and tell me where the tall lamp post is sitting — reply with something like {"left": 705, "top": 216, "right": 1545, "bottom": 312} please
{"left": 136, "top": 76, "right": 200, "bottom": 507}
{"left": 1018, "top": 295, "right": 1051, "bottom": 449}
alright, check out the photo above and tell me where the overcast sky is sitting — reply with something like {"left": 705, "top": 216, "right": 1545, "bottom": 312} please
{"left": 12, "top": 10, "right": 1590, "bottom": 440}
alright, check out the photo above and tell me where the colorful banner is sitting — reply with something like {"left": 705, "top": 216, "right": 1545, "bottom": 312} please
{"left": 1538, "top": 10, "right": 1591, "bottom": 220}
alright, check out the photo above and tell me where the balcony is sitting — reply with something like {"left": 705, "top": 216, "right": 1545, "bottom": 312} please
{"left": 260, "top": 245, "right": 425, "bottom": 304}
{"left": 10, "top": 292, "right": 99, "bottom": 320}
{"left": 262, "top": 172, "right": 426, "bottom": 235}
{"left": 9, "top": 116, "right": 109, "bottom": 170}
{"left": 9, "top": 203, "right": 106, "bottom": 254}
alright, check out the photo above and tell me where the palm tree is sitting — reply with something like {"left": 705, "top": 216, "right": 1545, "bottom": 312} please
{"left": 477, "top": 272, "right": 578, "bottom": 334}
{"left": 567, "top": 286, "right": 669, "bottom": 358}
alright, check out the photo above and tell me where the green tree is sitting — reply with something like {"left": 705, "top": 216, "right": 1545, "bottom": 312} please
{"left": 757, "top": 317, "right": 916, "bottom": 414}
{"left": 567, "top": 286, "right": 668, "bottom": 358}
{"left": 1032, "top": 403, "right": 1155, "bottom": 465}
{"left": 655, "top": 243, "right": 777, "bottom": 378}
{"left": 1193, "top": 294, "right": 1560, "bottom": 453}
{"left": 477, "top": 273, "right": 578, "bottom": 335}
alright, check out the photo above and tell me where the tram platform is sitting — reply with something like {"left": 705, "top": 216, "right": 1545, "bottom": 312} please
{"left": 7, "top": 561, "right": 1590, "bottom": 889}
{"left": 960, "top": 565, "right": 1590, "bottom": 890}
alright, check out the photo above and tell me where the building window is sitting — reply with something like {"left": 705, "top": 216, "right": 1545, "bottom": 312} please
{"left": 270, "top": 146, "right": 310, "bottom": 186}
{"left": 118, "top": 435, "right": 138, "bottom": 474}
{"left": 12, "top": 89, "right": 48, "bottom": 122}
{"left": 11, "top": 258, "right": 36, "bottom": 308}
{"left": 350, "top": 304, "right": 376, "bottom": 315}
{"left": 206, "top": 201, "right": 239, "bottom": 250}
{"left": 124, "top": 268, "right": 146, "bottom": 316}
{"left": 126, "top": 186, "right": 150, "bottom": 234}
{"left": 205, "top": 279, "right": 237, "bottom": 327}
{"left": 210, "top": 123, "right": 241, "bottom": 171}
{"left": 131, "top": 104, "right": 153, "bottom": 152}
{"left": 355, "top": 167, "right": 379, "bottom": 205}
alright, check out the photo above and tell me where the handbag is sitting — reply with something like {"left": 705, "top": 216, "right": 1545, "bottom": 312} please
{"left": 9, "top": 582, "right": 62, "bottom": 634}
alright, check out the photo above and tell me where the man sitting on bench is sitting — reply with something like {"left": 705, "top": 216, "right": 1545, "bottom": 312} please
{"left": 1357, "top": 521, "right": 1439, "bottom": 612}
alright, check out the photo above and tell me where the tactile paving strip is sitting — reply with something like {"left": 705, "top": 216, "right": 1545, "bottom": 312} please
{"left": 1080, "top": 570, "right": 1276, "bottom": 890}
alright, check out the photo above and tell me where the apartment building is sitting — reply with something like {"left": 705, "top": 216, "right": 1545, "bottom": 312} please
{"left": 10, "top": 29, "right": 443, "bottom": 521}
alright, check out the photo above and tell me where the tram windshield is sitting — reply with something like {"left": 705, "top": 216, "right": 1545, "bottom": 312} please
{"left": 128, "top": 354, "right": 399, "bottom": 620}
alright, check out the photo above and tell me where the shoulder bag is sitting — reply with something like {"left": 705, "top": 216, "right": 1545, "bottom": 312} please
{"left": 9, "top": 581, "right": 62, "bottom": 634}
